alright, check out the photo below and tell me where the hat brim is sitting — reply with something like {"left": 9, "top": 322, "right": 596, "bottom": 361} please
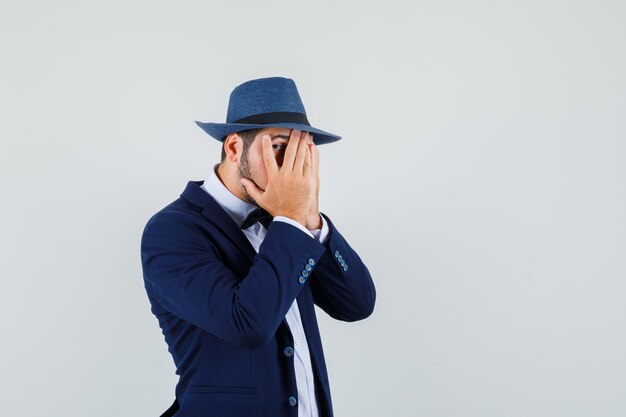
{"left": 194, "top": 121, "right": 341, "bottom": 145}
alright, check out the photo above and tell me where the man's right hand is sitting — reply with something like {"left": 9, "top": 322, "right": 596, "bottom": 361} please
{"left": 239, "top": 129, "right": 314, "bottom": 228}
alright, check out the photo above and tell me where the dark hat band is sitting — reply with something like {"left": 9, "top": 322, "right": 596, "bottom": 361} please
{"left": 231, "top": 112, "right": 310, "bottom": 126}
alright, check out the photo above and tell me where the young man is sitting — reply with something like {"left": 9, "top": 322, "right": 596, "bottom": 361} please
{"left": 140, "top": 77, "right": 376, "bottom": 417}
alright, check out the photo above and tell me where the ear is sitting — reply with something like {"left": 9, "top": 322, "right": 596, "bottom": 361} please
{"left": 223, "top": 133, "right": 243, "bottom": 163}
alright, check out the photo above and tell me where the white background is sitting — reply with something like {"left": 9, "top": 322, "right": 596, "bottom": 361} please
{"left": 1, "top": 1, "right": 625, "bottom": 416}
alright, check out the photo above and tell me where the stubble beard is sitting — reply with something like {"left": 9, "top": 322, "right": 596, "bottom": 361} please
{"left": 237, "top": 151, "right": 260, "bottom": 207}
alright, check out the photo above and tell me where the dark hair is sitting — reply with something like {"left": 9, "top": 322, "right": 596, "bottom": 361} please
{"left": 220, "top": 128, "right": 262, "bottom": 163}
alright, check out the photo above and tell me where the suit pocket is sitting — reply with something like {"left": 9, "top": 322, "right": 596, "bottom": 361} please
{"left": 189, "top": 385, "right": 258, "bottom": 395}
{"left": 178, "top": 387, "right": 261, "bottom": 417}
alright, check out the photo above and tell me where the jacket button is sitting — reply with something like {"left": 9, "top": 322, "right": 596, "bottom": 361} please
{"left": 302, "top": 269, "right": 309, "bottom": 277}
{"left": 284, "top": 346, "right": 294, "bottom": 357}
{"left": 308, "top": 258, "right": 315, "bottom": 266}
{"left": 298, "top": 276, "right": 306, "bottom": 284}
{"left": 334, "top": 250, "right": 339, "bottom": 257}
{"left": 289, "top": 396, "right": 297, "bottom": 406}
{"left": 305, "top": 264, "right": 312, "bottom": 272}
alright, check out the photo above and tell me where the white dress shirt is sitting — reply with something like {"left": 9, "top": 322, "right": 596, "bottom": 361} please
{"left": 201, "top": 163, "right": 329, "bottom": 417}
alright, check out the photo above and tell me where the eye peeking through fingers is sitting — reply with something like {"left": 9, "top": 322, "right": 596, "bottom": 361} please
{"left": 272, "top": 144, "right": 286, "bottom": 166}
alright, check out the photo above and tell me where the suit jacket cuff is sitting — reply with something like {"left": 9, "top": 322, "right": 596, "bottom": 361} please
{"left": 273, "top": 216, "right": 314, "bottom": 239}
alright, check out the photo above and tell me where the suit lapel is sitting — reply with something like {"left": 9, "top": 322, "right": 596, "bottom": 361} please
{"left": 180, "top": 180, "right": 257, "bottom": 262}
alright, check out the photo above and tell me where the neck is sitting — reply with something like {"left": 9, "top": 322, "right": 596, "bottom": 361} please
{"left": 216, "top": 163, "right": 250, "bottom": 204}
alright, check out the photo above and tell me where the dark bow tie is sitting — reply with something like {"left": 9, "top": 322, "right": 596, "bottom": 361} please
{"left": 240, "top": 207, "right": 274, "bottom": 230}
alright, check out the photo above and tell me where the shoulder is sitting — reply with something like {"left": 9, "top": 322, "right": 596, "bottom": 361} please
{"left": 142, "top": 197, "right": 209, "bottom": 240}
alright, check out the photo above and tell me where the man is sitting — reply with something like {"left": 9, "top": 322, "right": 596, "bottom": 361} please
{"left": 140, "top": 76, "right": 376, "bottom": 417}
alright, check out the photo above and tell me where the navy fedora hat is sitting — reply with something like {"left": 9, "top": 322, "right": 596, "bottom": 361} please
{"left": 195, "top": 76, "right": 341, "bottom": 145}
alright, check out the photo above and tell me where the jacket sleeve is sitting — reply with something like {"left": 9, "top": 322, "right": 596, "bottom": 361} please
{"left": 140, "top": 214, "right": 326, "bottom": 348}
{"left": 309, "top": 212, "right": 377, "bottom": 321}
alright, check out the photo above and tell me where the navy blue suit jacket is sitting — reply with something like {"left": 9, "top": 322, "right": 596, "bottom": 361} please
{"left": 140, "top": 180, "right": 376, "bottom": 417}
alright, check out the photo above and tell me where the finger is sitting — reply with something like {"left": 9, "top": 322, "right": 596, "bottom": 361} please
{"left": 311, "top": 137, "right": 319, "bottom": 177}
{"left": 306, "top": 135, "right": 313, "bottom": 176}
{"left": 303, "top": 134, "right": 311, "bottom": 176}
{"left": 239, "top": 177, "right": 263, "bottom": 203}
{"left": 260, "top": 134, "right": 279, "bottom": 177}
{"left": 283, "top": 129, "right": 301, "bottom": 172}
{"left": 293, "top": 130, "right": 309, "bottom": 174}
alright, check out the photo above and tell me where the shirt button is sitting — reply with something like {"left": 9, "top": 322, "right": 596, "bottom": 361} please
{"left": 289, "top": 396, "right": 297, "bottom": 406}
{"left": 296, "top": 339, "right": 302, "bottom": 345}
{"left": 284, "top": 346, "right": 294, "bottom": 357}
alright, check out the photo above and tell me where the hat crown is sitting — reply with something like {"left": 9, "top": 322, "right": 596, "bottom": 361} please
{"left": 226, "top": 77, "right": 307, "bottom": 123}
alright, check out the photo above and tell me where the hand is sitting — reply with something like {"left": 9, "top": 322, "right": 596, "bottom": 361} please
{"left": 239, "top": 129, "right": 314, "bottom": 228}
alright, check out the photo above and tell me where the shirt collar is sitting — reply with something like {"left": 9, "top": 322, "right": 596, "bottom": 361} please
{"left": 200, "top": 163, "right": 258, "bottom": 228}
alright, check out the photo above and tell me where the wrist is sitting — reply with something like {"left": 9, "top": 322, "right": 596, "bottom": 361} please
{"left": 306, "top": 211, "right": 322, "bottom": 230}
